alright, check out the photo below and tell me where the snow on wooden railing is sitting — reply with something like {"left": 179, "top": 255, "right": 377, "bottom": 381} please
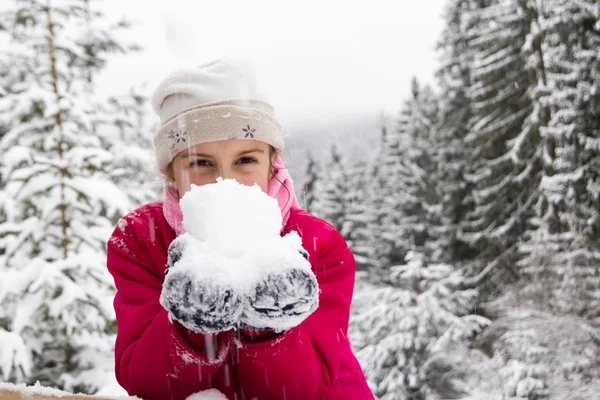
{"left": 0, "top": 383, "right": 129, "bottom": 400}
{"left": 0, "top": 383, "right": 227, "bottom": 400}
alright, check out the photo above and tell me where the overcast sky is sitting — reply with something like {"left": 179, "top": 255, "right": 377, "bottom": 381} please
{"left": 97, "top": 0, "right": 447, "bottom": 126}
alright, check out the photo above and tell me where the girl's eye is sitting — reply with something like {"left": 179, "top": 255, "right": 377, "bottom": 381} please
{"left": 237, "top": 157, "right": 257, "bottom": 165}
{"left": 190, "top": 159, "right": 213, "bottom": 167}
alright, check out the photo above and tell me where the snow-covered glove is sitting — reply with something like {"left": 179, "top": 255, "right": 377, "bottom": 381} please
{"left": 160, "top": 236, "right": 244, "bottom": 334}
{"left": 240, "top": 245, "right": 319, "bottom": 332}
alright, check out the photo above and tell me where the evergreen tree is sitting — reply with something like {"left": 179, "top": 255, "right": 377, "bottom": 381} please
{"left": 100, "top": 85, "right": 159, "bottom": 206}
{"left": 347, "top": 2, "right": 600, "bottom": 397}
{"left": 457, "top": 0, "right": 542, "bottom": 289}
{"left": 333, "top": 120, "right": 397, "bottom": 276}
{"left": 0, "top": 0, "right": 136, "bottom": 392}
{"left": 342, "top": 157, "right": 374, "bottom": 270}
{"left": 374, "top": 78, "right": 440, "bottom": 272}
{"left": 0, "top": 48, "right": 32, "bottom": 384}
{"left": 402, "top": 79, "right": 441, "bottom": 261}
{"left": 311, "top": 143, "right": 348, "bottom": 231}
{"left": 432, "top": 0, "right": 482, "bottom": 265}
{"left": 375, "top": 97, "right": 413, "bottom": 269}
{"left": 359, "top": 123, "right": 394, "bottom": 275}
{"left": 301, "top": 150, "right": 319, "bottom": 214}
{"left": 350, "top": 252, "right": 490, "bottom": 400}
{"left": 473, "top": 298, "right": 600, "bottom": 399}
{"left": 0, "top": 61, "right": 14, "bottom": 255}
{"left": 518, "top": 0, "right": 600, "bottom": 319}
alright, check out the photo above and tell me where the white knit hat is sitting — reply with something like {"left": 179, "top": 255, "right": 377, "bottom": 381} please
{"left": 151, "top": 58, "right": 284, "bottom": 174}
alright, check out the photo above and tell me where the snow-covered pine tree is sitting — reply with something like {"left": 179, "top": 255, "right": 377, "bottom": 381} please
{"left": 300, "top": 150, "right": 319, "bottom": 214}
{"left": 71, "top": 0, "right": 153, "bottom": 208}
{"left": 336, "top": 120, "right": 397, "bottom": 277}
{"left": 0, "top": 60, "right": 14, "bottom": 254}
{"left": 375, "top": 78, "right": 440, "bottom": 272}
{"left": 0, "top": 50, "right": 33, "bottom": 384}
{"left": 341, "top": 157, "right": 375, "bottom": 271}
{"left": 0, "top": 0, "right": 135, "bottom": 392}
{"left": 518, "top": 0, "right": 600, "bottom": 320}
{"left": 401, "top": 80, "right": 441, "bottom": 263}
{"left": 432, "top": 0, "right": 481, "bottom": 265}
{"left": 350, "top": 251, "right": 490, "bottom": 400}
{"left": 99, "top": 85, "right": 159, "bottom": 206}
{"left": 473, "top": 298, "right": 600, "bottom": 398}
{"left": 301, "top": 145, "right": 374, "bottom": 267}
{"left": 311, "top": 143, "right": 348, "bottom": 232}
{"left": 357, "top": 122, "right": 394, "bottom": 275}
{"left": 457, "top": 0, "right": 542, "bottom": 289}
{"left": 425, "top": 1, "right": 600, "bottom": 397}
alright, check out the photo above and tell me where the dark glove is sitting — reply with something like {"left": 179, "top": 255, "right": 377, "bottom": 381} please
{"left": 240, "top": 264, "right": 319, "bottom": 332}
{"left": 160, "top": 238, "right": 243, "bottom": 334}
{"left": 166, "top": 236, "right": 185, "bottom": 271}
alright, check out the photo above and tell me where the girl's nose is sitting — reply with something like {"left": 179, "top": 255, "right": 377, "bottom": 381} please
{"left": 217, "top": 167, "right": 234, "bottom": 181}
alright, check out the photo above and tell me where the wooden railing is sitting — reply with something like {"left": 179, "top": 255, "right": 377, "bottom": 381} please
{"left": 0, "top": 384, "right": 127, "bottom": 400}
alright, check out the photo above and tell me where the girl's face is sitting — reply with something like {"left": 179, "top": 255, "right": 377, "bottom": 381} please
{"left": 170, "top": 140, "right": 275, "bottom": 198}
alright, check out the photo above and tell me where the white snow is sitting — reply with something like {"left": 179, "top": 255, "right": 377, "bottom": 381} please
{"left": 0, "top": 382, "right": 138, "bottom": 399}
{"left": 0, "top": 379, "right": 230, "bottom": 400}
{"left": 0, "top": 382, "right": 226, "bottom": 400}
{"left": 181, "top": 178, "right": 282, "bottom": 250}
{"left": 0, "top": 329, "right": 31, "bottom": 381}
{"left": 68, "top": 176, "right": 132, "bottom": 217}
{"left": 116, "top": 218, "right": 128, "bottom": 233}
{"left": 176, "top": 178, "right": 309, "bottom": 288}
{"left": 185, "top": 389, "right": 228, "bottom": 400}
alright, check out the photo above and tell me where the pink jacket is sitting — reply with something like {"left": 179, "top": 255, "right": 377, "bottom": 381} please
{"left": 106, "top": 202, "right": 374, "bottom": 400}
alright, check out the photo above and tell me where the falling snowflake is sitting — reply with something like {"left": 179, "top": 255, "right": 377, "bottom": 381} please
{"left": 242, "top": 125, "right": 256, "bottom": 138}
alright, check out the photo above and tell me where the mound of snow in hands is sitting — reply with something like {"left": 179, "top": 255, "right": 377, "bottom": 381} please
{"left": 176, "top": 178, "right": 307, "bottom": 285}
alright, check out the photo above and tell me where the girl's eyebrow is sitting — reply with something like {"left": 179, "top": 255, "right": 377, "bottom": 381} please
{"left": 181, "top": 152, "right": 213, "bottom": 158}
{"left": 180, "top": 148, "right": 264, "bottom": 158}
{"left": 237, "top": 149, "right": 264, "bottom": 156}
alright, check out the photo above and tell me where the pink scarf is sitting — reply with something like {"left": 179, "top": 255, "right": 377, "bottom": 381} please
{"left": 163, "top": 156, "right": 301, "bottom": 235}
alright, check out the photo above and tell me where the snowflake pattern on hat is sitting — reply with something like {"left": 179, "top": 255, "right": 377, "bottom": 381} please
{"left": 168, "top": 129, "right": 187, "bottom": 152}
{"left": 242, "top": 125, "right": 256, "bottom": 138}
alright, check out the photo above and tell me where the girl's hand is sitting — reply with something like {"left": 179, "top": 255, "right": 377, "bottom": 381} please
{"left": 240, "top": 264, "right": 319, "bottom": 332}
{"left": 160, "top": 239, "right": 244, "bottom": 334}
{"left": 161, "top": 269, "right": 243, "bottom": 333}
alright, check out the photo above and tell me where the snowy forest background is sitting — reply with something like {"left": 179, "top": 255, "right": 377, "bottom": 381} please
{"left": 0, "top": 0, "right": 599, "bottom": 399}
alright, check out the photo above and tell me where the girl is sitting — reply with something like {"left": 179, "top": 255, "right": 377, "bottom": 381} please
{"left": 106, "top": 58, "right": 374, "bottom": 400}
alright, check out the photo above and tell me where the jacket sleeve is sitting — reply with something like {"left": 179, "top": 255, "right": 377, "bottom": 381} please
{"left": 106, "top": 217, "right": 231, "bottom": 400}
{"left": 234, "top": 226, "right": 356, "bottom": 400}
